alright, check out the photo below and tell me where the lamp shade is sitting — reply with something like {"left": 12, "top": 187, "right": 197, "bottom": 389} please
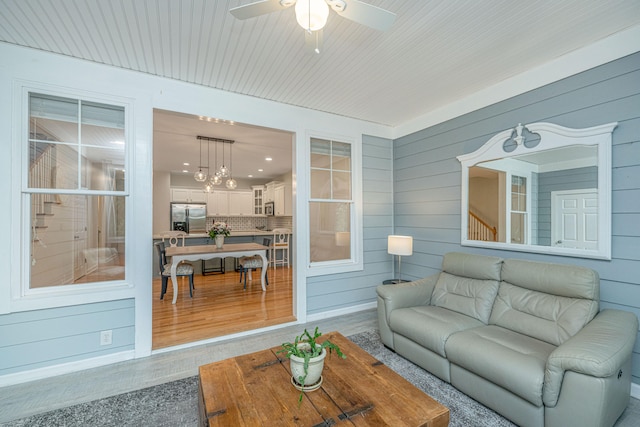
{"left": 387, "top": 235, "right": 413, "bottom": 256}
{"left": 295, "top": 0, "right": 329, "bottom": 31}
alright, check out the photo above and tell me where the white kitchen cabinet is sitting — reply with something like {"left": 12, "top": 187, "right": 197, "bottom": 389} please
{"left": 207, "top": 191, "right": 229, "bottom": 216}
{"left": 252, "top": 185, "right": 264, "bottom": 215}
{"left": 274, "top": 184, "right": 285, "bottom": 216}
{"left": 228, "top": 191, "right": 253, "bottom": 216}
{"left": 264, "top": 181, "right": 281, "bottom": 203}
{"left": 171, "top": 188, "right": 207, "bottom": 203}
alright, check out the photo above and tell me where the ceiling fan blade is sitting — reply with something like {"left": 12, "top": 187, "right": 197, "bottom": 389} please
{"left": 304, "top": 29, "right": 324, "bottom": 54}
{"left": 230, "top": 0, "right": 293, "bottom": 20}
{"left": 332, "top": 0, "right": 396, "bottom": 31}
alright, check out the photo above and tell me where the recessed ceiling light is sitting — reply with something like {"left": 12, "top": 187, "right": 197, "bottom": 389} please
{"left": 110, "top": 140, "right": 124, "bottom": 145}
{"left": 265, "top": 157, "right": 272, "bottom": 161}
{"left": 258, "top": 169, "right": 264, "bottom": 172}
{"left": 248, "top": 174, "right": 253, "bottom": 178}
{"left": 182, "top": 170, "right": 189, "bottom": 173}
{"left": 183, "top": 162, "right": 190, "bottom": 166}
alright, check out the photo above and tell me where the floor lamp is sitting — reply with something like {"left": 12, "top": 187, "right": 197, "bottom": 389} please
{"left": 387, "top": 235, "right": 413, "bottom": 284}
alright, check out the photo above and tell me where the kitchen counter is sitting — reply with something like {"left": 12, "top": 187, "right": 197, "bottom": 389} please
{"left": 153, "top": 229, "right": 291, "bottom": 239}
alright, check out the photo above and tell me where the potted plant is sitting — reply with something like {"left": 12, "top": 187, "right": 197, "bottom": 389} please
{"left": 208, "top": 222, "right": 230, "bottom": 248}
{"left": 278, "top": 327, "right": 346, "bottom": 403}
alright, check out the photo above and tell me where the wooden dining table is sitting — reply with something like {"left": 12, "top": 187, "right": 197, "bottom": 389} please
{"left": 165, "top": 243, "right": 269, "bottom": 304}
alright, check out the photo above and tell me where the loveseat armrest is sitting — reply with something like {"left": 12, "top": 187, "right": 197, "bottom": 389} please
{"left": 376, "top": 274, "right": 439, "bottom": 349}
{"left": 543, "top": 309, "right": 639, "bottom": 407}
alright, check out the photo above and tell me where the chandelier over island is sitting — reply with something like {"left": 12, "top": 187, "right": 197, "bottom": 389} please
{"left": 196, "top": 135, "right": 236, "bottom": 191}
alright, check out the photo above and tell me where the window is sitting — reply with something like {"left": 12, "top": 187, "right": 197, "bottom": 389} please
{"left": 510, "top": 175, "right": 527, "bottom": 244}
{"left": 26, "top": 92, "right": 127, "bottom": 290}
{"left": 309, "top": 137, "right": 353, "bottom": 265}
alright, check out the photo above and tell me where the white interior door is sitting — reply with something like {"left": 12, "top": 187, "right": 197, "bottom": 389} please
{"left": 551, "top": 189, "right": 598, "bottom": 250}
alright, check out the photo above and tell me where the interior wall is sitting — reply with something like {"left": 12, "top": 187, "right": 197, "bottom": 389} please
{"left": 306, "top": 135, "right": 394, "bottom": 314}
{"left": 392, "top": 52, "right": 640, "bottom": 387}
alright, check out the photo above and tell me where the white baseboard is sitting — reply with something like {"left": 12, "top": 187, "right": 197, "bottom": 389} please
{"left": 306, "top": 301, "right": 377, "bottom": 323}
{"left": 0, "top": 350, "right": 135, "bottom": 387}
{"left": 632, "top": 382, "right": 640, "bottom": 400}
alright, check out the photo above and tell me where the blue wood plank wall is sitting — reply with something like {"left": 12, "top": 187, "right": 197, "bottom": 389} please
{"left": 307, "top": 135, "right": 394, "bottom": 314}
{"left": 0, "top": 299, "right": 135, "bottom": 376}
{"left": 393, "top": 52, "right": 640, "bottom": 385}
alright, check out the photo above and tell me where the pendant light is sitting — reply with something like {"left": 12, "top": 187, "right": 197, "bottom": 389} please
{"left": 225, "top": 142, "right": 237, "bottom": 189}
{"left": 218, "top": 142, "right": 230, "bottom": 178}
{"left": 203, "top": 141, "right": 214, "bottom": 193}
{"left": 193, "top": 137, "right": 208, "bottom": 182}
{"left": 210, "top": 139, "right": 223, "bottom": 185}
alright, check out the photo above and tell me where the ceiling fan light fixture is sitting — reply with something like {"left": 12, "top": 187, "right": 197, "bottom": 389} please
{"left": 295, "top": 0, "right": 329, "bottom": 32}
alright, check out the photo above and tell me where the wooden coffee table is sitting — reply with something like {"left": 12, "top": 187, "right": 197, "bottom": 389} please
{"left": 198, "top": 331, "right": 449, "bottom": 426}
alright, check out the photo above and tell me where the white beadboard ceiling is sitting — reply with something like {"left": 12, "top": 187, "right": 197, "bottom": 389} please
{"left": 1, "top": 0, "right": 639, "bottom": 177}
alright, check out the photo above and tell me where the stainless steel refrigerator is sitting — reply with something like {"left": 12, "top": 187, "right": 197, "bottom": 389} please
{"left": 170, "top": 203, "right": 207, "bottom": 234}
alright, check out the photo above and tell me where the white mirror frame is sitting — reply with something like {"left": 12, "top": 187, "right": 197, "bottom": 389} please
{"left": 457, "top": 121, "right": 617, "bottom": 260}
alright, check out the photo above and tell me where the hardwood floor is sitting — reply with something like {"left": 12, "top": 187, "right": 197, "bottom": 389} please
{"left": 152, "top": 265, "right": 295, "bottom": 349}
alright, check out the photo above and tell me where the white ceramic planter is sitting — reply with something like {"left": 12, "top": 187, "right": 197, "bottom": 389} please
{"left": 289, "top": 344, "right": 326, "bottom": 392}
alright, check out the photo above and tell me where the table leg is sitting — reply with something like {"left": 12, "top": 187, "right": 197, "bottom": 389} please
{"left": 170, "top": 262, "right": 179, "bottom": 304}
{"left": 259, "top": 252, "right": 268, "bottom": 291}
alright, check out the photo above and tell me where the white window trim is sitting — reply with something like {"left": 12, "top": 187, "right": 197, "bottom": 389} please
{"left": 9, "top": 82, "right": 135, "bottom": 313}
{"left": 305, "top": 131, "right": 363, "bottom": 277}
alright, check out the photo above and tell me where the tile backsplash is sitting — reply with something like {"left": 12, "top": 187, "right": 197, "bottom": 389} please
{"left": 206, "top": 216, "right": 292, "bottom": 232}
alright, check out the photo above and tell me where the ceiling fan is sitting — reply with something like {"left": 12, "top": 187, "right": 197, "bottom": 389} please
{"left": 230, "top": 0, "right": 396, "bottom": 52}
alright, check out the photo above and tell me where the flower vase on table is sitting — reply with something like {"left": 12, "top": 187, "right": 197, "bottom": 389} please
{"left": 208, "top": 221, "right": 231, "bottom": 249}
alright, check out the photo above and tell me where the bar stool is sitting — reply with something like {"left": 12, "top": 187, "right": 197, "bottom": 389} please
{"left": 270, "top": 228, "right": 290, "bottom": 268}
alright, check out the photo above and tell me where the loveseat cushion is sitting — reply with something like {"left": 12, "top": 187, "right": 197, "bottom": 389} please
{"left": 489, "top": 282, "right": 598, "bottom": 346}
{"left": 389, "top": 306, "right": 483, "bottom": 357}
{"left": 501, "top": 258, "right": 599, "bottom": 300}
{"left": 431, "top": 272, "right": 500, "bottom": 324}
{"left": 446, "top": 325, "right": 556, "bottom": 407}
{"left": 442, "top": 252, "right": 502, "bottom": 281}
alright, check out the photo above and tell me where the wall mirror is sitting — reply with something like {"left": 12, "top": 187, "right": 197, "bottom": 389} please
{"left": 457, "top": 121, "right": 617, "bottom": 260}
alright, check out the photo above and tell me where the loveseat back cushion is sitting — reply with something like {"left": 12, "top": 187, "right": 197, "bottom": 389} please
{"left": 432, "top": 272, "right": 500, "bottom": 324}
{"left": 501, "top": 258, "right": 599, "bottom": 300}
{"left": 441, "top": 252, "right": 503, "bottom": 281}
{"left": 489, "top": 282, "right": 599, "bottom": 346}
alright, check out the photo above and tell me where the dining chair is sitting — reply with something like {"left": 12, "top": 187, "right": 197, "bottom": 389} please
{"left": 160, "top": 230, "right": 187, "bottom": 247}
{"left": 154, "top": 241, "right": 194, "bottom": 299}
{"left": 270, "top": 228, "right": 290, "bottom": 268}
{"left": 160, "top": 231, "right": 194, "bottom": 270}
{"left": 238, "top": 238, "right": 271, "bottom": 289}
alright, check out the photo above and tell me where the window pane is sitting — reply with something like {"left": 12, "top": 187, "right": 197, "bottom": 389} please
{"left": 311, "top": 169, "right": 331, "bottom": 199}
{"left": 332, "top": 171, "right": 351, "bottom": 199}
{"left": 309, "top": 202, "right": 350, "bottom": 262}
{"left": 310, "top": 138, "right": 331, "bottom": 168}
{"left": 81, "top": 102, "right": 125, "bottom": 190}
{"left": 30, "top": 94, "right": 79, "bottom": 133}
{"left": 510, "top": 212, "right": 526, "bottom": 244}
{"left": 82, "top": 147, "right": 126, "bottom": 191}
{"left": 332, "top": 142, "right": 351, "bottom": 171}
{"left": 30, "top": 194, "right": 125, "bottom": 287}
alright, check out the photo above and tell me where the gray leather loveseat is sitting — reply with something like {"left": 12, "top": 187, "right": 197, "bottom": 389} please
{"left": 376, "top": 252, "right": 638, "bottom": 427}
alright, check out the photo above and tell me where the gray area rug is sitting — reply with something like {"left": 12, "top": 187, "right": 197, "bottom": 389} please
{"left": 6, "top": 330, "right": 516, "bottom": 426}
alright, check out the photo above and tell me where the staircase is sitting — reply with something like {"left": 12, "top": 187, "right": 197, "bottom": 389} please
{"left": 469, "top": 211, "right": 497, "bottom": 242}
